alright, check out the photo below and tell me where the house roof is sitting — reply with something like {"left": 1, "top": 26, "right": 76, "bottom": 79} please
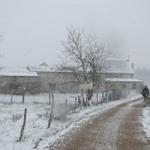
{"left": 0, "top": 67, "right": 38, "bottom": 77}
{"left": 39, "top": 62, "right": 49, "bottom": 66}
{"left": 105, "top": 78, "right": 143, "bottom": 83}
{"left": 27, "top": 66, "right": 51, "bottom": 72}
{"left": 103, "top": 59, "right": 134, "bottom": 74}
{"left": 27, "top": 62, "right": 53, "bottom": 72}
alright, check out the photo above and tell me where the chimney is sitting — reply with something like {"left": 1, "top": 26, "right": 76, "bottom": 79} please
{"left": 131, "top": 63, "right": 134, "bottom": 70}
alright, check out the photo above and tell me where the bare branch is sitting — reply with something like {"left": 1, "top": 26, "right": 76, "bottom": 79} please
{"left": 60, "top": 26, "right": 112, "bottom": 91}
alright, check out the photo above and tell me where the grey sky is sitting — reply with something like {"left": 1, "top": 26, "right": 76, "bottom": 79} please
{"left": 0, "top": 0, "right": 150, "bottom": 67}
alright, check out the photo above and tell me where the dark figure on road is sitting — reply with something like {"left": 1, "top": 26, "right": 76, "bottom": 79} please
{"left": 141, "top": 86, "right": 149, "bottom": 99}
{"left": 141, "top": 86, "right": 150, "bottom": 107}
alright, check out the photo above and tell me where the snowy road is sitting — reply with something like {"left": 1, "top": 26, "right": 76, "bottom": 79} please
{"left": 49, "top": 99, "right": 150, "bottom": 150}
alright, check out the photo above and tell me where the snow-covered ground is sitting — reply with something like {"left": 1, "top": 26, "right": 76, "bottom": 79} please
{"left": 142, "top": 105, "right": 150, "bottom": 138}
{"left": 0, "top": 92, "right": 142, "bottom": 150}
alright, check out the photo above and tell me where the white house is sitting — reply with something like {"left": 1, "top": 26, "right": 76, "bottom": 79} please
{"left": 103, "top": 59, "right": 143, "bottom": 99}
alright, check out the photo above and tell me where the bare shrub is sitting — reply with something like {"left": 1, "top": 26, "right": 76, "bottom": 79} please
{"left": 53, "top": 104, "right": 70, "bottom": 121}
{"left": 37, "top": 111, "right": 49, "bottom": 119}
{"left": 12, "top": 114, "right": 22, "bottom": 122}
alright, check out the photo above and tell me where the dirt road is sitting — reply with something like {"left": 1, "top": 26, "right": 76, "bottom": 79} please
{"left": 49, "top": 99, "right": 150, "bottom": 150}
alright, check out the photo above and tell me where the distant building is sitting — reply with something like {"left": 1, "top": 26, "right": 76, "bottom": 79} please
{"left": 103, "top": 59, "right": 143, "bottom": 99}
{"left": 26, "top": 60, "right": 143, "bottom": 95}
{"left": 103, "top": 59, "right": 134, "bottom": 78}
{"left": 0, "top": 66, "right": 39, "bottom": 94}
{"left": 27, "top": 63, "right": 78, "bottom": 93}
{"left": 0, "top": 59, "right": 143, "bottom": 96}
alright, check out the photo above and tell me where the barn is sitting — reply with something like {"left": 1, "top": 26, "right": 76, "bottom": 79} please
{"left": 0, "top": 66, "right": 39, "bottom": 94}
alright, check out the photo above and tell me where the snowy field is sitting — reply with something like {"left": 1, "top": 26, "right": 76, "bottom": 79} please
{"left": 0, "top": 93, "right": 142, "bottom": 150}
{"left": 142, "top": 106, "right": 150, "bottom": 138}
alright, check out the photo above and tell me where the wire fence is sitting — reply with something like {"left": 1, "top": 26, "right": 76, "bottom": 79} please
{"left": 0, "top": 91, "right": 115, "bottom": 149}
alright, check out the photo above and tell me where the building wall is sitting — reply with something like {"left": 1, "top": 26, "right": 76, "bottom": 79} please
{"left": 105, "top": 81, "right": 143, "bottom": 99}
{"left": 102, "top": 73, "right": 134, "bottom": 79}
{"left": 0, "top": 71, "right": 142, "bottom": 94}
{"left": 37, "top": 72, "right": 79, "bottom": 93}
{"left": 0, "top": 76, "right": 39, "bottom": 94}
{"left": 0, "top": 72, "right": 79, "bottom": 93}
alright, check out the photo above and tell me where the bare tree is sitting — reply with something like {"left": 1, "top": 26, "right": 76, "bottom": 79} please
{"left": 59, "top": 27, "right": 111, "bottom": 101}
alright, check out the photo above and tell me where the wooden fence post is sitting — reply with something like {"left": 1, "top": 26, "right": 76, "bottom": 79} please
{"left": 11, "top": 94, "right": 13, "bottom": 104}
{"left": 102, "top": 92, "right": 104, "bottom": 104}
{"left": 47, "top": 93, "right": 54, "bottom": 128}
{"left": 48, "top": 91, "right": 51, "bottom": 106}
{"left": 74, "top": 97, "right": 77, "bottom": 113}
{"left": 96, "top": 93, "right": 99, "bottom": 105}
{"left": 19, "top": 108, "right": 27, "bottom": 141}
{"left": 10, "top": 90, "right": 14, "bottom": 104}
{"left": 22, "top": 94, "right": 25, "bottom": 104}
{"left": 65, "top": 99, "right": 68, "bottom": 105}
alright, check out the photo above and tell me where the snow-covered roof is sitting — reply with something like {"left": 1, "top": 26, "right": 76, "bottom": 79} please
{"left": 103, "top": 59, "right": 134, "bottom": 74}
{"left": 105, "top": 78, "right": 143, "bottom": 82}
{"left": 0, "top": 67, "right": 38, "bottom": 77}
{"left": 27, "top": 66, "right": 51, "bottom": 72}
{"left": 27, "top": 63, "right": 53, "bottom": 72}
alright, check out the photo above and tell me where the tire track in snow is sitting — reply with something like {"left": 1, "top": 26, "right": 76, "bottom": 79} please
{"left": 49, "top": 100, "right": 140, "bottom": 150}
{"left": 117, "top": 102, "right": 150, "bottom": 150}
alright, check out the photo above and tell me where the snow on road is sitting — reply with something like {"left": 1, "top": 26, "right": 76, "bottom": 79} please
{"left": 39, "top": 93, "right": 142, "bottom": 150}
{"left": 0, "top": 93, "right": 142, "bottom": 150}
{"left": 142, "top": 105, "right": 150, "bottom": 138}
{"left": 49, "top": 97, "right": 147, "bottom": 150}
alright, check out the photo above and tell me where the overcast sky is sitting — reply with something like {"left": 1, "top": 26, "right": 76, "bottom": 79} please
{"left": 0, "top": 0, "right": 150, "bottom": 67}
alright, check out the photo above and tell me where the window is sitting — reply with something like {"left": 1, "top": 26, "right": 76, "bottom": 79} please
{"left": 132, "top": 83, "right": 136, "bottom": 89}
{"left": 122, "top": 83, "right": 126, "bottom": 88}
